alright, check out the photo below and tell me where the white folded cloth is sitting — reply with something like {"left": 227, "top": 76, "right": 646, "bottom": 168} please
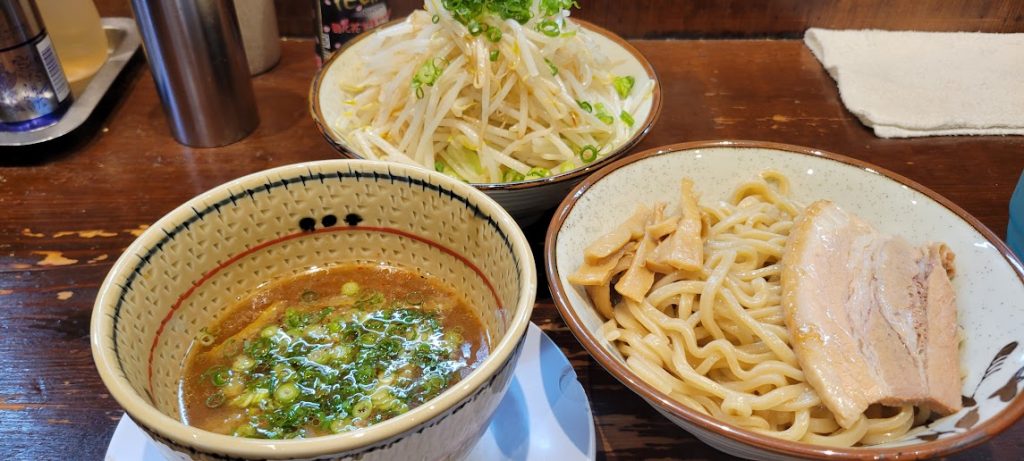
{"left": 804, "top": 28, "right": 1024, "bottom": 138}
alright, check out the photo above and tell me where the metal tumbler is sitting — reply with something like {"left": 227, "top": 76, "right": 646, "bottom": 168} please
{"left": 130, "top": 0, "right": 259, "bottom": 147}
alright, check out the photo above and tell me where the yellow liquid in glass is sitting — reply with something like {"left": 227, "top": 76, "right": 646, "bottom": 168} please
{"left": 35, "top": 0, "right": 108, "bottom": 94}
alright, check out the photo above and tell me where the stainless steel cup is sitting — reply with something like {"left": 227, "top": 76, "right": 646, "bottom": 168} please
{"left": 131, "top": 0, "right": 259, "bottom": 147}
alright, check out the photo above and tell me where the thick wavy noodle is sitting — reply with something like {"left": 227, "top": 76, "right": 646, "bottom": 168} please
{"left": 573, "top": 171, "right": 917, "bottom": 447}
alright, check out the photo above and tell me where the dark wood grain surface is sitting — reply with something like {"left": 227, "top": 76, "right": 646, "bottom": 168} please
{"left": 92, "top": 0, "right": 1024, "bottom": 39}
{"left": 2, "top": 38, "right": 1023, "bottom": 460}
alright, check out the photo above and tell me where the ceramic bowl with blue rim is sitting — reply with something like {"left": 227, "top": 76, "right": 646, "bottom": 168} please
{"left": 90, "top": 160, "right": 537, "bottom": 460}
{"left": 546, "top": 140, "right": 1024, "bottom": 460}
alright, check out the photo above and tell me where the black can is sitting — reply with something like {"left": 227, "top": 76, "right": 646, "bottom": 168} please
{"left": 315, "top": 0, "right": 390, "bottom": 64}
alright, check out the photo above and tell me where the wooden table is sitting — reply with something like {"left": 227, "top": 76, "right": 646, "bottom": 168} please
{"left": 2, "top": 39, "right": 1022, "bottom": 460}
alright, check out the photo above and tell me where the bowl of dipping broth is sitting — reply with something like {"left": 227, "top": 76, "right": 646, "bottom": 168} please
{"left": 91, "top": 160, "right": 536, "bottom": 460}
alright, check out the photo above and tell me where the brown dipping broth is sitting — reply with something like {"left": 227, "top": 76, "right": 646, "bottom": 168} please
{"left": 178, "top": 262, "right": 489, "bottom": 438}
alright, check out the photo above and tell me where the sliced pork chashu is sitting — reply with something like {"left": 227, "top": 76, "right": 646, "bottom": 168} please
{"left": 781, "top": 200, "right": 961, "bottom": 429}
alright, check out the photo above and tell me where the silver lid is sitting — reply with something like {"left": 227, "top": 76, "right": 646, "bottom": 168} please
{"left": 0, "top": 0, "right": 44, "bottom": 50}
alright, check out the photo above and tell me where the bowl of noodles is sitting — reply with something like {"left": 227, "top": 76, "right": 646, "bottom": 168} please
{"left": 310, "top": 1, "right": 661, "bottom": 223}
{"left": 545, "top": 140, "right": 1024, "bottom": 460}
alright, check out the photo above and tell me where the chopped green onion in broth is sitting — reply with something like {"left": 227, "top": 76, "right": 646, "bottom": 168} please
{"left": 179, "top": 263, "right": 489, "bottom": 439}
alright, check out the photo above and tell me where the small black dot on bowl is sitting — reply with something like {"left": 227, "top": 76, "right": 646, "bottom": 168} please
{"left": 299, "top": 217, "right": 316, "bottom": 231}
{"left": 321, "top": 214, "right": 337, "bottom": 227}
{"left": 344, "top": 213, "right": 363, "bottom": 226}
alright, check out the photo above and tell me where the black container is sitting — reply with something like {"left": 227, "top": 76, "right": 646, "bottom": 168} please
{"left": 314, "top": 0, "right": 389, "bottom": 64}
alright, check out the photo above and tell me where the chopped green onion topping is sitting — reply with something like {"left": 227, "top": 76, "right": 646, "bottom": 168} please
{"left": 488, "top": 0, "right": 534, "bottom": 23}
{"left": 442, "top": 0, "right": 485, "bottom": 25}
{"left": 341, "top": 281, "right": 360, "bottom": 296}
{"left": 432, "top": 14, "right": 440, "bottom": 23}
{"left": 434, "top": 160, "right": 458, "bottom": 177}
{"left": 412, "top": 57, "right": 448, "bottom": 99}
{"left": 300, "top": 289, "right": 318, "bottom": 302}
{"left": 441, "top": 0, "right": 576, "bottom": 34}
{"left": 537, "top": 19, "right": 560, "bottom": 37}
{"left": 620, "top": 111, "right": 635, "bottom": 127}
{"left": 353, "top": 398, "right": 372, "bottom": 418}
{"left": 406, "top": 291, "right": 425, "bottom": 305}
{"left": 234, "top": 424, "right": 256, "bottom": 437}
{"left": 594, "top": 103, "right": 614, "bottom": 125}
{"left": 557, "top": 160, "right": 576, "bottom": 173}
{"left": 260, "top": 325, "right": 279, "bottom": 338}
{"left": 468, "top": 20, "right": 484, "bottom": 36}
{"left": 205, "top": 392, "right": 225, "bottom": 408}
{"left": 540, "top": 0, "right": 578, "bottom": 16}
{"left": 577, "top": 100, "right": 592, "bottom": 113}
{"left": 273, "top": 383, "right": 299, "bottom": 404}
{"left": 544, "top": 58, "right": 558, "bottom": 76}
{"left": 485, "top": 26, "right": 502, "bottom": 42}
{"left": 524, "top": 167, "right": 550, "bottom": 180}
{"left": 221, "top": 338, "right": 241, "bottom": 357}
{"left": 489, "top": 49, "right": 500, "bottom": 61}
{"left": 203, "top": 301, "right": 466, "bottom": 439}
{"left": 205, "top": 366, "right": 231, "bottom": 387}
{"left": 613, "top": 75, "right": 636, "bottom": 99}
{"left": 502, "top": 169, "right": 525, "bottom": 182}
{"left": 232, "top": 354, "right": 255, "bottom": 372}
{"left": 328, "top": 418, "right": 348, "bottom": 434}
{"left": 442, "top": 0, "right": 569, "bottom": 28}
{"left": 196, "top": 327, "right": 215, "bottom": 347}
{"left": 579, "top": 145, "right": 599, "bottom": 163}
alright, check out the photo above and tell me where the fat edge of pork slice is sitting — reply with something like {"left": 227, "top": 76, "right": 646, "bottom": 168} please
{"left": 921, "top": 243, "right": 962, "bottom": 414}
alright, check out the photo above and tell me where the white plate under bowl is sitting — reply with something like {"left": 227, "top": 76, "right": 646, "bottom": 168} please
{"left": 311, "top": 17, "right": 661, "bottom": 224}
{"left": 105, "top": 323, "right": 595, "bottom": 461}
{"left": 546, "top": 140, "right": 1024, "bottom": 460}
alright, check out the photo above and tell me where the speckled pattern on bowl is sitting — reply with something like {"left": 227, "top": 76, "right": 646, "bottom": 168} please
{"left": 91, "top": 160, "right": 537, "bottom": 460}
{"left": 309, "top": 18, "right": 662, "bottom": 224}
{"left": 545, "top": 140, "right": 1024, "bottom": 460}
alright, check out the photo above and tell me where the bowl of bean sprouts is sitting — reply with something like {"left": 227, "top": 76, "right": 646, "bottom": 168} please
{"left": 311, "top": 0, "right": 661, "bottom": 223}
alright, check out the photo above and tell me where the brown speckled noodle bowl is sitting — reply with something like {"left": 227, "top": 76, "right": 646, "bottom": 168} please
{"left": 91, "top": 160, "right": 536, "bottom": 460}
{"left": 545, "top": 140, "right": 1024, "bottom": 460}
{"left": 310, "top": 18, "right": 661, "bottom": 224}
